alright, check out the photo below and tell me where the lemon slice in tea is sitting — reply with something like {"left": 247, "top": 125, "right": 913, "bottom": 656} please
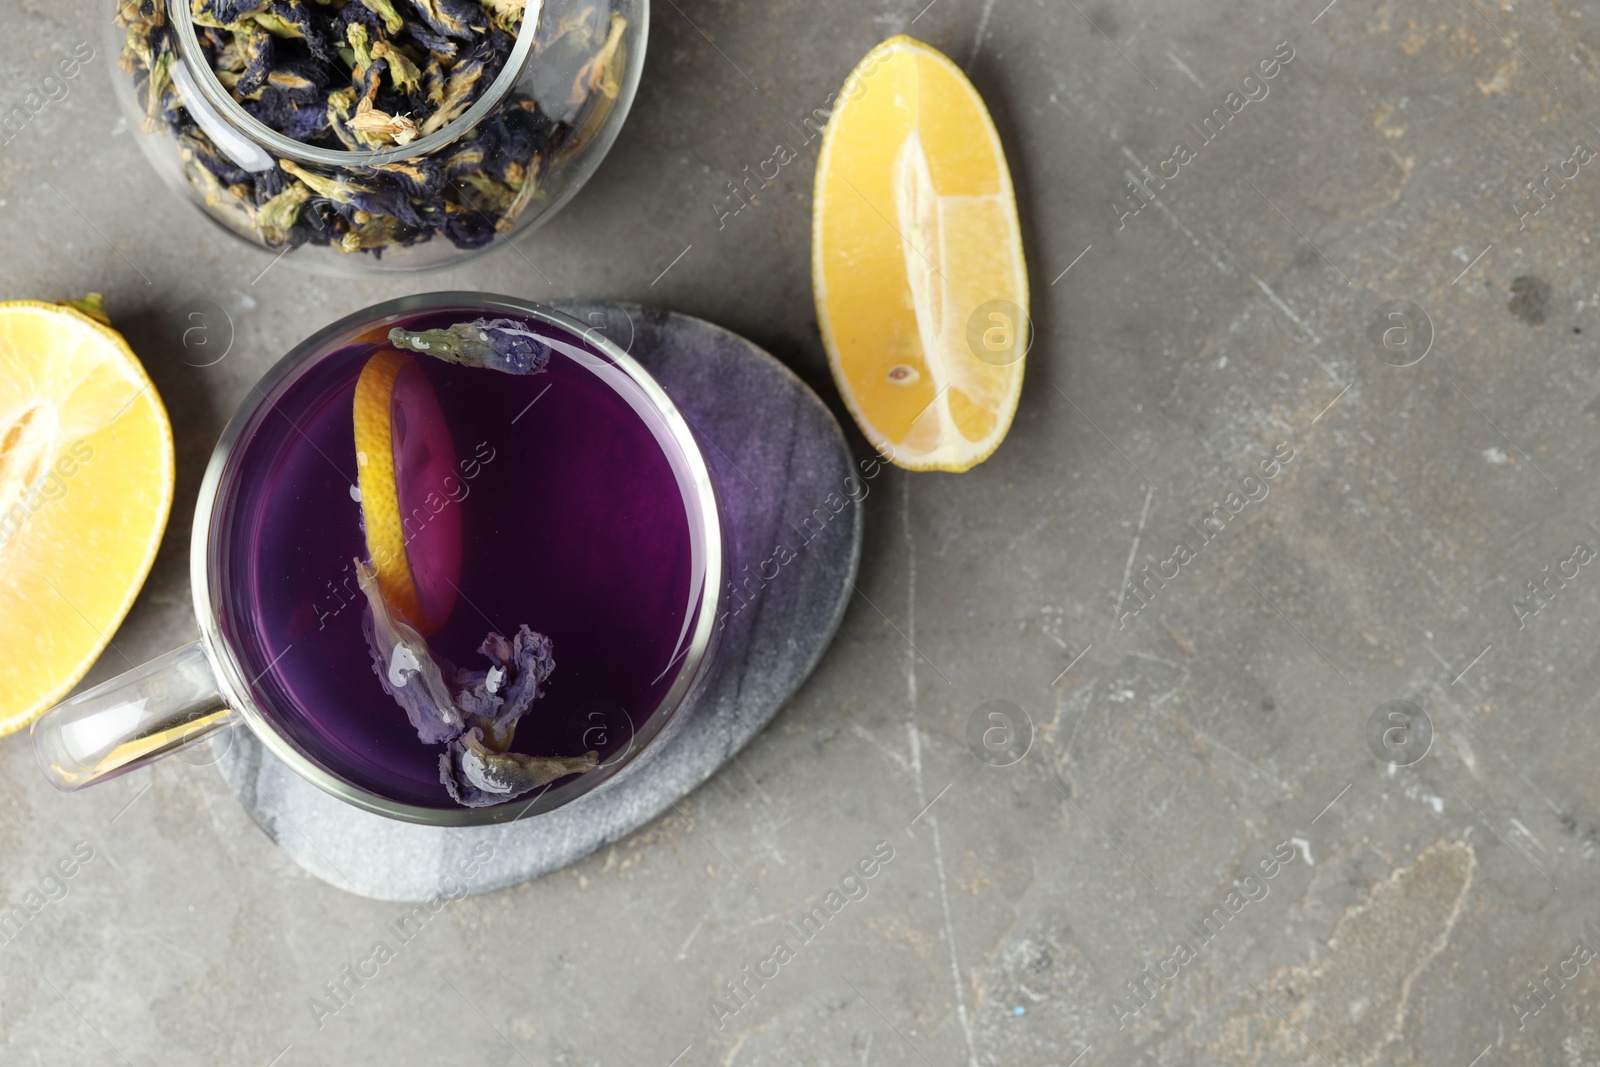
{"left": 353, "top": 349, "right": 462, "bottom": 636}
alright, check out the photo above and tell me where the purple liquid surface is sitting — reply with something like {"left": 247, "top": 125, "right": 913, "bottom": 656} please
{"left": 215, "top": 309, "right": 700, "bottom": 808}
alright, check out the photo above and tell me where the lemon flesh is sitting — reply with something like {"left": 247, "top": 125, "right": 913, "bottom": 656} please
{"left": 813, "top": 35, "right": 1029, "bottom": 473}
{"left": 0, "top": 301, "right": 174, "bottom": 736}
{"left": 352, "top": 349, "right": 462, "bottom": 636}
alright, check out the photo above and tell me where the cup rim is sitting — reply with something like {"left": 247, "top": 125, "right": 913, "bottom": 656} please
{"left": 189, "top": 292, "right": 723, "bottom": 826}
{"left": 167, "top": 0, "right": 548, "bottom": 166}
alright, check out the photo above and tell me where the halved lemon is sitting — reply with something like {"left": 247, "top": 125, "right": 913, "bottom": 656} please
{"left": 813, "top": 35, "right": 1029, "bottom": 472}
{"left": 0, "top": 299, "right": 174, "bottom": 736}
{"left": 353, "top": 349, "right": 462, "bottom": 636}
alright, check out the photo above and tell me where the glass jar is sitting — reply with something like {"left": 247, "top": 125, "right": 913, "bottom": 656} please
{"left": 108, "top": 0, "right": 645, "bottom": 273}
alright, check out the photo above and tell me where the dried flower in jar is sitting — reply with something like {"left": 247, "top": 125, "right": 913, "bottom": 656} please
{"left": 115, "top": 0, "right": 628, "bottom": 258}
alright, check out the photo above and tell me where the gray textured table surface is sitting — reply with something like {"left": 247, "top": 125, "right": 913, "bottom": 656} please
{"left": 3, "top": 2, "right": 1600, "bottom": 1065}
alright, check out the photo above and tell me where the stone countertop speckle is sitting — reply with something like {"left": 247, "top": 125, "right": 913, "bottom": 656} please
{"left": 3, "top": 1, "right": 1600, "bottom": 1065}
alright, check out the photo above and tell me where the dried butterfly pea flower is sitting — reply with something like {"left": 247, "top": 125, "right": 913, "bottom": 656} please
{"left": 264, "top": 62, "right": 326, "bottom": 97}
{"left": 233, "top": 23, "right": 275, "bottom": 95}
{"left": 409, "top": 0, "right": 488, "bottom": 41}
{"left": 370, "top": 39, "right": 423, "bottom": 95}
{"left": 420, "top": 49, "right": 488, "bottom": 135}
{"left": 178, "top": 130, "right": 253, "bottom": 185}
{"left": 421, "top": 53, "right": 448, "bottom": 107}
{"left": 258, "top": 1, "right": 339, "bottom": 64}
{"left": 118, "top": 0, "right": 620, "bottom": 256}
{"left": 485, "top": 102, "right": 562, "bottom": 180}
{"left": 358, "top": 0, "right": 407, "bottom": 35}
{"left": 356, "top": 535, "right": 592, "bottom": 806}
{"left": 295, "top": 197, "right": 347, "bottom": 243}
{"left": 350, "top": 100, "right": 419, "bottom": 146}
{"left": 356, "top": 558, "right": 464, "bottom": 745}
{"left": 136, "top": 50, "right": 178, "bottom": 133}
{"left": 257, "top": 181, "right": 313, "bottom": 244}
{"left": 344, "top": 19, "right": 376, "bottom": 69}
{"left": 340, "top": 214, "right": 410, "bottom": 251}
{"left": 405, "top": 21, "right": 458, "bottom": 61}
{"left": 443, "top": 728, "right": 597, "bottom": 807}
{"left": 353, "top": 183, "right": 429, "bottom": 228}
{"left": 427, "top": 199, "right": 499, "bottom": 248}
{"left": 372, "top": 156, "right": 446, "bottom": 196}
{"left": 324, "top": 87, "right": 364, "bottom": 149}
{"left": 387, "top": 317, "right": 553, "bottom": 374}
{"left": 335, "top": 1, "right": 387, "bottom": 41}
{"left": 284, "top": 100, "right": 333, "bottom": 140}
{"left": 481, "top": 0, "right": 525, "bottom": 34}
{"left": 455, "top": 170, "right": 515, "bottom": 216}
{"left": 568, "top": 13, "right": 625, "bottom": 108}
{"left": 119, "top": 12, "right": 163, "bottom": 82}
{"left": 442, "top": 141, "right": 485, "bottom": 176}
{"left": 197, "top": 0, "right": 262, "bottom": 23}
{"left": 199, "top": 26, "right": 232, "bottom": 60}
{"left": 180, "top": 146, "right": 250, "bottom": 224}
{"left": 280, "top": 159, "right": 427, "bottom": 229}
{"left": 450, "top": 626, "right": 556, "bottom": 745}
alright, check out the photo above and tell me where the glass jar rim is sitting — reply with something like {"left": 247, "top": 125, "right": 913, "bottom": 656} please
{"left": 168, "top": 0, "right": 545, "bottom": 166}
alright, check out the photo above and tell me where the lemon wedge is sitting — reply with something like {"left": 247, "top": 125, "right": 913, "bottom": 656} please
{"left": 0, "top": 299, "right": 174, "bottom": 736}
{"left": 813, "top": 35, "right": 1029, "bottom": 472}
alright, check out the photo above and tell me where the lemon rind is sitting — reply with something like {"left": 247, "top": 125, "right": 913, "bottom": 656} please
{"left": 0, "top": 300, "right": 176, "bottom": 736}
{"left": 811, "top": 35, "right": 1029, "bottom": 475}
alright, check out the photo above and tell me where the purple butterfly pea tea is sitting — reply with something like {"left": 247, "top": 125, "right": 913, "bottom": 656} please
{"left": 214, "top": 308, "right": 702, "bottom": 809}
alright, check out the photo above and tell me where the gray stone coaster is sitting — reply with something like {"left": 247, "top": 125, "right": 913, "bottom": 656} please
{"left": 213, "top": 303, "right": 862, "bottom": 901}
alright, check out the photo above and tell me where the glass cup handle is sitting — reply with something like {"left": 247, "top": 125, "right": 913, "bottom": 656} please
{"left": 31, "top": 641, "right": 236, "bottom": 791}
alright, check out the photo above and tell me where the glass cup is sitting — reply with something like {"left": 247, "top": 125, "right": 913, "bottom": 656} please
{"left": 108, "top": 0, "right": 646, "bottom": 272}
{"left": 31, "top": 293, "right": 723, "bottom": 826}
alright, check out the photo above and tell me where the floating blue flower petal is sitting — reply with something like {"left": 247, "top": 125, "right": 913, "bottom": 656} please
{"left": 388, "top": 317, "right": 554, "bottom": 375}
{"left": 356, "top": 558, "right": 591, "bottom": 807}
